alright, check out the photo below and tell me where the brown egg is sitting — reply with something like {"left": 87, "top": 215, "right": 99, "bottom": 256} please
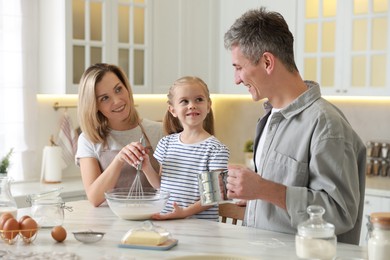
{"left": 0, "top": 212, "right": 14, "bottom": 230}
{"left": 2, "top": 217, "right": 19, "bottom": 240}
{"left": 51, "top": 225, "right": 67, "bottom": 242}
{"left": 18, "top": 215, "right": 31, "bottom": 224}
{"left": 19, "top": 217, "right": 38, "bottom": 238}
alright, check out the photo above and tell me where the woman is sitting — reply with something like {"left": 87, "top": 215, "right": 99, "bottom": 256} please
{"left": 76, "top": 63, "right": 164, "bottom": 206}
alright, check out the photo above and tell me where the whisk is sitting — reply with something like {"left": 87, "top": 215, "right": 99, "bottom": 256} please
{"left": 127, "top": 134, "right": 145, "bottom": 199}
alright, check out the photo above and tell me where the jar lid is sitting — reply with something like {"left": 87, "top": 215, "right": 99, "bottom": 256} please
{"left": 297, "top": 205, "right": 335, "bottom": 238}
{"left": 26, "top": 187, "right": 63, "bottom": 204}
{"left": 32, "top": 197, "right": 64, "bottom": 205}
{"left": 370, "top": 212, "right": 390, "bottom": 227}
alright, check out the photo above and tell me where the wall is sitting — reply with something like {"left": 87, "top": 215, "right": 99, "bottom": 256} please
{"left": 35, "top": 94, "right": 390, "bottom": 182}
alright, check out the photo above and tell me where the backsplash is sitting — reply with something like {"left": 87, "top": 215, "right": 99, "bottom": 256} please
{"left": 36, "top": 95, "right": 390, "bottom": 181}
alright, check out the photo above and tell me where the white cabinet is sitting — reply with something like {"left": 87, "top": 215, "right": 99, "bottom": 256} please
{"left": 151, "top": 0, "right": 219, "bottom": 94}
{"left": 40, "top": 1, "right": 390, "bottom": 95}
{"left": 39, "top": 0, "right": 71, "bottom": 94}
{"left": 217, "top": 0, "right": 297, "bottom": 94}
{"left": 295, "top": 0, "right": 390, "bottom": 96}
{"left": 360, "top": 194, "right": 390, "bottom": 246}
{"left": 39, "top": 0, "right": 150, "bottom": 94}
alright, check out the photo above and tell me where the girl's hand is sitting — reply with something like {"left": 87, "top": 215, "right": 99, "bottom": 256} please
{"left": 234, "top": 199, "right": 247, "bottom": 206}
{"left": 151, "top": 202, "right": 187, "bottom": 220}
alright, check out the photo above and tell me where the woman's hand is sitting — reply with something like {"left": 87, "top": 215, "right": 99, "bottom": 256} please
{"left": 115, "top": 141, "right": 148, "bottom": 168}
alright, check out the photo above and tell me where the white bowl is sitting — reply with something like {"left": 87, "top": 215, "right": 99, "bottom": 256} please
{"left": 104, "top": 188, "right": 169, "bottom": 220}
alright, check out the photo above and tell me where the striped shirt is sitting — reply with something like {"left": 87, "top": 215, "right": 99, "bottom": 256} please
{"left": 154, "top": 133, "right": 230, "bottom": 221}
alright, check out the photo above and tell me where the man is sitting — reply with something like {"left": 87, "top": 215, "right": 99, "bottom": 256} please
{"left": 224, "top": 7, "right": 366, "bottom": 245}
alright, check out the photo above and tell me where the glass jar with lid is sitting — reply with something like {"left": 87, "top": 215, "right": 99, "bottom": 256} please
{"left": 27, "top": 188, "right": 72, "bottom": 228}
{"left": 368, "top": 212, "right": 390, "bottom": 260}
{"left": 295, "top": 205, "right": 337, "bottom": 260}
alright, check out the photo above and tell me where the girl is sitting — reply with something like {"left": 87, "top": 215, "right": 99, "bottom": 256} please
{"left": 141, "top": 76, "right": 230, "bottom": 221}
{"left": 76, "top": 63, "right": 164, "bottom": 207}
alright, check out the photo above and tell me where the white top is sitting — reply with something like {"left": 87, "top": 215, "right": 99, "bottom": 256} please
{"left": 154, "top": 133, "right": 230, "bottom": 221}
{"left": 255, "top": 108, "right": 281, "bottom": 168}
{"left": 76, "top": 119, "right": 164, "bottom": 165}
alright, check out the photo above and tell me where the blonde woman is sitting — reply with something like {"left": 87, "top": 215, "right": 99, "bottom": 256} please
{"left": 76, "top": 63, "right": 164, "bottom": 206}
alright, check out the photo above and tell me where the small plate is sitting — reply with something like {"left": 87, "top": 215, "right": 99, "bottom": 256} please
{"left": 118, "top": 238, "right": 178, "bottom": 251}
{"left": 73, "top": 231, "right": 105, "bottom": 243}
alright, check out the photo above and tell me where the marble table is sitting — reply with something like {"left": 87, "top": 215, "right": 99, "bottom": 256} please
{"left": 1, "top": 200, "right": 368, "bottom": 260}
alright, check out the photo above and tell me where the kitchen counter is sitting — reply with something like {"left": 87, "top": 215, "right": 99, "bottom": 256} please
{"left": 2, "top": 200, "right": 367, "bottom": 260}
{"left": 365, "top": 176, "right": 390, "bottom": 197}
{"left": 10, "top": 175, "right": 390, "bottom": 208}
{"left": 10, "top": 177, "right": 86, "bottom": 208}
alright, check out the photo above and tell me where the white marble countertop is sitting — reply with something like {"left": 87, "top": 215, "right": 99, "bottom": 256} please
{"left": 365, "top": 176, "right": 390, "bottom": 197}
{"left": 1, "top": 200, "right": 367, "bottom": 260}
{"left": 9, "top": 174, "right": 390, "bottom": 210}
{"left": 10, "top": 177, "right": 85, "bottom": 208}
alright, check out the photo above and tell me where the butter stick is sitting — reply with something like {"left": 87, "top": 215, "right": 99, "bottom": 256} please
{"left": 122, "top": 230, "right": 168, "bottom": 246}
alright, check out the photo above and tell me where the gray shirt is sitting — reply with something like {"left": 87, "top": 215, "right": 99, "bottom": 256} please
{"left": 247, "top": 81, "right": 366, "bottom": 245}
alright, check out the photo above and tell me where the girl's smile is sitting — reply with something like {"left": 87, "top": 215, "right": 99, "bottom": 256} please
{"left": 169, "top": 83, "right": 211, "bottom": 131}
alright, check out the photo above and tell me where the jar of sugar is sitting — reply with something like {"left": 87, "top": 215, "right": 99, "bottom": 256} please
{"left": 368, "top": 212, "right": 390, "bottom": 260}
{"left": 295, "top": 205, "right": 336, "bottom": 260}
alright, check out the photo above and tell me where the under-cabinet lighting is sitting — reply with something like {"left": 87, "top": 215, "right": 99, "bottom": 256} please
{"left": 37, "top": 94, "right": 390, "bottom": 104}
{"left": 324, "top": 96, "right": 390, "bottom": 103}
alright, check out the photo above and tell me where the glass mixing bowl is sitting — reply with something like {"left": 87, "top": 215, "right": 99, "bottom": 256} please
{"left": 104, "top": 188, "right": 169, "bottom": 220}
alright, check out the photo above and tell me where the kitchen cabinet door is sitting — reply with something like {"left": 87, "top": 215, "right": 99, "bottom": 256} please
{"left": 39, "top": 0, "right": 72, "bottom": 94}
{"left": 217, "top": 0, "right": 297, "bottom": 94}
{"left": 39, "top": 0, "right": 107, "bottom": 94}
{"left": 38, "top": 0, "right": 151, "bottom": 94}
{"left": 360, "top": 194, "right": 390, "bottom": 246}
{"left": 296, "top": 0, "right": 390, "bottom": 96}
{"left": 151, "top": 0, "right": 219, "bottom": 94}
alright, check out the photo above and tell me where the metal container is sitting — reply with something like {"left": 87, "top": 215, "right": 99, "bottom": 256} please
{"left": 198, "top": 170, "right": 230, "bottom": 206}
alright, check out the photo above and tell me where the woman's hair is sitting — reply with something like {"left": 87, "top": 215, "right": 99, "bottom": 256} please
{"left": 224, "top": 7, "right": 298, "bottom": 73}
{"left": 77, "top": 63, "right": 140, "bottom": 143}
{"left": 163, "top": 76, "right": 215, "bottom": 135}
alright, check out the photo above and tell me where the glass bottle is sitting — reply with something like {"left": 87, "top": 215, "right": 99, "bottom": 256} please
{"left": 368, "top": 212, "right": 390, "bottom": 260}
{"left": 0, "top": 175, "right": 18, "bottom": 218}
{"left": 295, "top": 205, "right": 337, "bottom": 260}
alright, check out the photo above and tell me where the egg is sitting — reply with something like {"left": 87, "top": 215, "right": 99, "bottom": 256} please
{"left": 19, "top": 217, "right": 38, "bottom": 238}
{"left": 51, "top": 225, "right": 67, "bottom": 242}
{"left": 0, "top": 212, "right": 14, "bottom": 230}
{"left": 18, "top": 215, "right": 31, "bottom": 224}
{"left": 2, "top": 217, "right": 19, "bottom": 240}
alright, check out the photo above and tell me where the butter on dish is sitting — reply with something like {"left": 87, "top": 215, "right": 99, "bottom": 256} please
{"left": 121, "top": 221, "right": 171, "bottom": 246}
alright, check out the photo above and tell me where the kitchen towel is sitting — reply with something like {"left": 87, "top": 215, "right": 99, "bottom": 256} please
{"left": 57, "top": 111, "right": 78, "bottom": 167}
{"left": 41, "top": 146, "right": 66, "bottom": 183}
